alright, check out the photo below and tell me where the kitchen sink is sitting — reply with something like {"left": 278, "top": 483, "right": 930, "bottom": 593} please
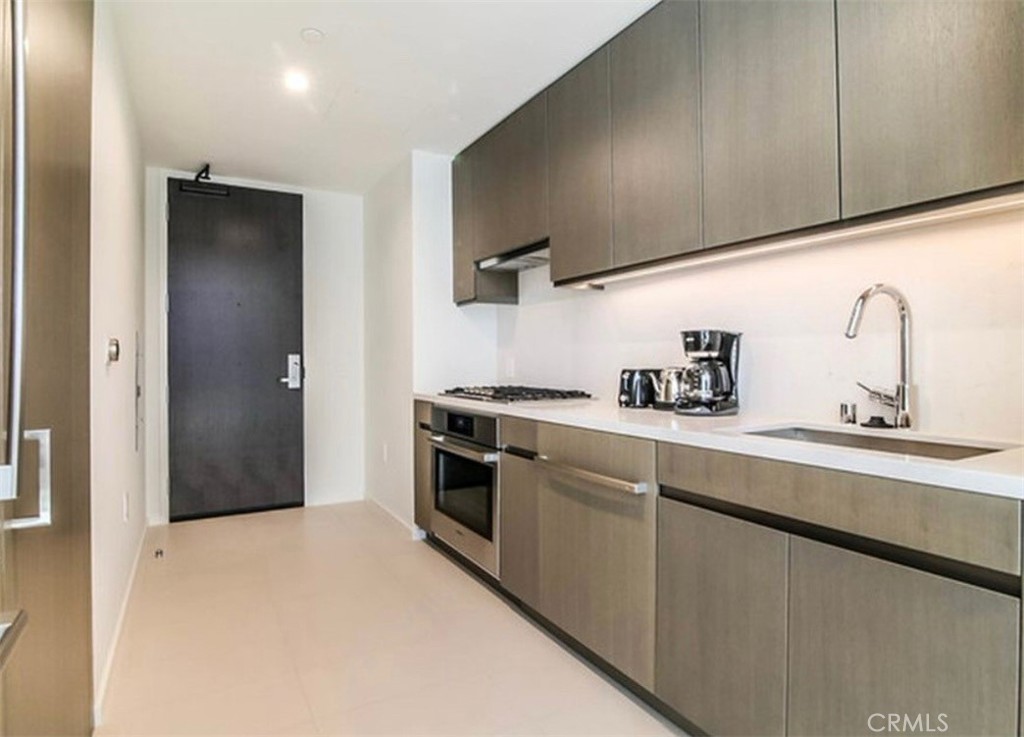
{"left": 746, "top": 426, "right": 1003, "bottom": 460}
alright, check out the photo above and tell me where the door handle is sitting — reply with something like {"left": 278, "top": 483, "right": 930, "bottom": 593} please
{"left": 0, "top": 0, "right": 29, "bottom": 502}
{"left": 535, "top": 455, "right": 648, "bottom": 496}
{"left": 5, "top": 429, "right": 53, "bottom": 530}
{"left": 278, "top": 353, "right": 302, "bottom": 389}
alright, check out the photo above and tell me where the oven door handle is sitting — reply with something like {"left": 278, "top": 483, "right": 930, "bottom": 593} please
{"left": 429, "top": 435, "right": 499, "bottom": 465}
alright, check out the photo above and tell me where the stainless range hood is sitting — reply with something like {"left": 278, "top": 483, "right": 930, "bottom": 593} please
{"left": 477, "top": 242, "right": 550, "bottom": 272}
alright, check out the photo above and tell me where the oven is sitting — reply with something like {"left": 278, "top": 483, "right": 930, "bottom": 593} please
{"left": 428, "top": 407, "right": 500, "bottom": 577}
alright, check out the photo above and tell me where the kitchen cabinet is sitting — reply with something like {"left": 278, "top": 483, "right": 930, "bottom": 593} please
{"left": 473, "top": 93, "right": 548, "bottom": 260}
{"left": 451, "top": 150, "right": 517, "bottom": 305}
{"left": 534, "top": 423, "right": 657, "bottom": 688}
{"left": 547, "top": 46, "right": 613, "bottom": 283}
{"left": 700, "top": 0, "right": 839, "bottom": 247}
{"left": 656, "top": 498, "right": 788, "bottom": 736}
{"left": 788, "top": 538, "right": 1019, "bottom": 736}
{"left": 837, "top": 0, "right": 1024, "bottom": 217}
{"left": 413, "top": 401, "right": 433, "bottom": 532}
{"left": 499, "top": 417, "right": 539, "bottom": 606}
{"left": 658, "top": 443, "right": 1021, "bottom": 575}
{"left": 610, "top": 0, "right": 701, "bottom": 268}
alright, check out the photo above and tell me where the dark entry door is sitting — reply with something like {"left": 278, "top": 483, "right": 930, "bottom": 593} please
{"left": 168, "top": 178, "right": 304, "bottom": 521}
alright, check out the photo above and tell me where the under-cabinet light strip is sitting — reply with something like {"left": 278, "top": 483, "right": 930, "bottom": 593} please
{"left": 582, "top": 192, "right": 1024, "bottom": 288}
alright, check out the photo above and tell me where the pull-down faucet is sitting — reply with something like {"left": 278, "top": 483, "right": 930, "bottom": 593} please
{"left": 844, "top": 284, "right": 912, "bottom": 429}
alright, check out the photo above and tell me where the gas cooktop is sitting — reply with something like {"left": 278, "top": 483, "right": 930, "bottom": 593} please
{"left": 442, "top": 385, "right": 592, "bottom": 403}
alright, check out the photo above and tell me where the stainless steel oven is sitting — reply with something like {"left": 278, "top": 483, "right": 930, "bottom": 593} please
{"left": 428, "top": 407, "right": 499, "bottom": 577}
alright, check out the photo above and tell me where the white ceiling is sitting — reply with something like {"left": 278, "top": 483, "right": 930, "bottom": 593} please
{"left": 110, "top": 0, "right": 657, "bottom": 194}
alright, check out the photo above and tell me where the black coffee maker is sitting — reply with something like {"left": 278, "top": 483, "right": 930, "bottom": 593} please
{"left": 675, "top": 330, "right": 741, "bottom": 416}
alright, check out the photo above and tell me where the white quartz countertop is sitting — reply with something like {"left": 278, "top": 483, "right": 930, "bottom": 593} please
{"left": 414, "top": 393, "right": 1024, "bottom": 501}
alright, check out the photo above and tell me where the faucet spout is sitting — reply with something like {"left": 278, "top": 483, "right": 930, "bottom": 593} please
{"left": 844, "top": 283, "right": 912, "bottom": 428}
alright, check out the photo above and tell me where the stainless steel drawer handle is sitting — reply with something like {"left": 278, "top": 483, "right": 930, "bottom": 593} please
{"left": 535, "top": 455, "right": 648, "bottom": 496}
{"left": 5, "top": 429, "right": 53, "bottom": 530}
{"left": 429, "top": 435, "right": 499, "bottom": 465}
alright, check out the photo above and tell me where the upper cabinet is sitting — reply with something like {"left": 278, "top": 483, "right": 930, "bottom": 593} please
{"left": 700, "top": 0, "right": 839, "bottom": 247}
{"left": 452, "top": 148, "right": 518, "bottom": 305}
{"left": 452, "top": 0, "right": 1024, "bottom": 304}
{"left": 473, "top": 93, "right": 548, "bottom": 260}
{"left": 610, "top": 0, "right": 702, "bottom": 268}
{"left": 548, "top": 47, "right": 614, "bottom": 284}
{"left": 837, "top": 0, "right": 1024, "bottom": 217}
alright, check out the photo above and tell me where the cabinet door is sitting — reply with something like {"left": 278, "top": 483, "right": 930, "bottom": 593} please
{"left": 789, "top": 538, "right": 1019, "bottom": 736}
{"left": 535, "top": 424, "right": 657, "bottom": 688}
{"left": 452, "top": 152, "right": 476, "bottom": 305}
{"left": 548, "top": 47, "right": 613, "bottom": 283}
{"left": 701, "top": 0, "right": 839, "bottom": 247}
{"left": 611, "top": 0, "right": 701, "bottom": 268}
{"left": 413, "top": 402, "right": 432, "bottom": 532}
{"left": 498, "top": 452, "right": 539, "bottom": 609}
{"left": 656, "top": 499, "right": 788, "bottom": 736}
{"left": 474, "top": 93, "right": 548, "bottom": 260}
{"left": 837, "top": 0, "right": 1024, "bottom": 217}
{"left": 451, "top": 150, "right": 517, "bottom": 305}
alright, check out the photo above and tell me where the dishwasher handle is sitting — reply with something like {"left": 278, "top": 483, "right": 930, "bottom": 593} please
{"left": 535, "top": 455, "right": 648, "bottom": 496}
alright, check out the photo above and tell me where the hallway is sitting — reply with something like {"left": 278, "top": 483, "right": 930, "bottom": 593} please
{"left": 96, "top": 502, "right": 679, "bottom": 736}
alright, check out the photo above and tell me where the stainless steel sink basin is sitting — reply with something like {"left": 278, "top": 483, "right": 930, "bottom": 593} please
{"left": 746, "top": 427, "right": 1003, "bottom": 460}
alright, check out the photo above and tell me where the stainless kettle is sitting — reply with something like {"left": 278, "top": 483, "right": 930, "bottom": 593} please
{"left": 648, "top": 367, "right": 685, "bottom": 410}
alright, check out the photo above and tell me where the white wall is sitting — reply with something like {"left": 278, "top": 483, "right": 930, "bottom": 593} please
{"left": 411, "top": 151, "right": 498, "bottom": 393}
{"left": 90, "top": 0, "right": 147, "bottom": 719}
{"left": 363, "top": 157, "right": 415, "bottom": 526}
{"left": 497, "top": 203, "right": 1024, "bottom": 442}
{"left": 143, "top": 169, "right": 365, "bottom": 524}
{"left": 363, "top": 151, "right": 500, "bottom": 528}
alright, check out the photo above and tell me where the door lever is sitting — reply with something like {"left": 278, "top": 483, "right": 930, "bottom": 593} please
{"left": 279, "top": 354, "right": 302, "bottom": 390}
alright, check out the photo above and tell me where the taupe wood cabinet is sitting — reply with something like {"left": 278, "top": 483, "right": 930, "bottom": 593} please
{"left": 788, "top": 538, "right": 1019, "bottom": 736}
{"left": 610, "top": 0, "right": 701, "bottom": 268}
{"left": 547, "top": 47, "right": 613, "bottom": 283}
{"left": 700, "top": 0, "right": 839, "bottom": 247}
{"left": 534, "top": 423, "right": 657, "bottom": 688}
{"left": 656, "top": 498, "right": 788, "bottom": 736}
{"left": 472, "top": 93, "right": 548, "bottom": 260}
{"left": 413, "top": 401, "right": 432, "bottom": 532}
{"left": 451, "top": 150, "right": 516, "bottom": 305}
{"left": 837, "top": 0, "right": 1024, "bottom": 217}
{"left": 498, "top": 451, "right": 539, "bottom": 609}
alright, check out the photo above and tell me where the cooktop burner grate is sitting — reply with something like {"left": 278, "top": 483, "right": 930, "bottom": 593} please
{"left": 442, "top": 385, "right": 592, "bottom": 403}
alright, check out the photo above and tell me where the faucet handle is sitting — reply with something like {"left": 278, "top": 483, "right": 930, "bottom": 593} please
{"left": 856, "top": 381, "right": 898, "bottom": 408}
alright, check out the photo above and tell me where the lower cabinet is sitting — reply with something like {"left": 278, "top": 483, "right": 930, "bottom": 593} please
{"left": 788, "top": 538, "right": 1020, "bottom": 736}
{"left": 499, "top": 451, "right": 540, "bottom": 609}
{"left": 534, "top": 423, "right": 657, "bottom": 689}
{"left": 656, "top": 498, "right": 788, "bottom": 736}
{"left": 413, "top": 401, "right": 433, "bottom": 532}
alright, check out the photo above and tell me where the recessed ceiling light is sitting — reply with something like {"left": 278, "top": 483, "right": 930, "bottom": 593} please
{"left": 284, "top": 70, "right": 310, "bottom": 93}
{"left": 300, "top": 27, "right": 325, "bottom": 44}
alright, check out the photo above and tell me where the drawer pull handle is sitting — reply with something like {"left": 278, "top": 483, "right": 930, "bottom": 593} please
{"left": 535, "top": 455, "right": 647, "bottom": 496}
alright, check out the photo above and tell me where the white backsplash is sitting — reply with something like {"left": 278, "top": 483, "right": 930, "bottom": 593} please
{"left": 496, "top": 206, "right": 1024, "bottom": 442}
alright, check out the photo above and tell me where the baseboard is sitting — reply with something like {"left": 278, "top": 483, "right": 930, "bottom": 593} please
{"left": 367, "top": 498, "right": 422, "bottom": 540}
{"left": 93, "top": 526, "right": 147, "bottom": 727}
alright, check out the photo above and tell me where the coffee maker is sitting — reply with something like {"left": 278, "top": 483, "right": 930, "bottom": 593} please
{"left": 675, "top": 330, "right": 741, "bottom": 416}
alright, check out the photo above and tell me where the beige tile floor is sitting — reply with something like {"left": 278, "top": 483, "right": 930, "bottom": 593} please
{"left": 96, "top": 501, "right": 683, "bottom": 736}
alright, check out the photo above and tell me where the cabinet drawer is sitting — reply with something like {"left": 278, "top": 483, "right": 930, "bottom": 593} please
{"left": 789, "top": 538, "right": 1019, "bottom": 736}
{"left": 657, "top": 443, "right": 1020, "bottom": 575}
